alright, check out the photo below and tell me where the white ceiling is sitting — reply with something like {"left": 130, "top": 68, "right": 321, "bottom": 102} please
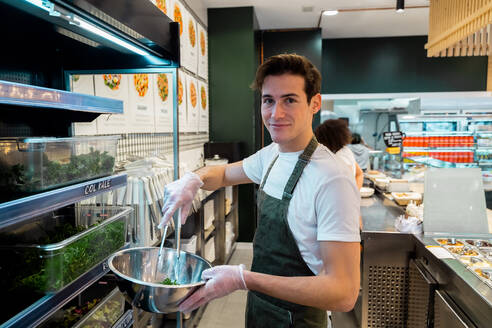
{"left": 201, "top": 0, "right": 430, "bottom": 38}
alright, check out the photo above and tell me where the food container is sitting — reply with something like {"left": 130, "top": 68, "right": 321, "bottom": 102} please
{"left": 435, "top": 238, "right": 464, "bottom": 246}
{"left": 387, "top": 179, "right": 410, "bottom": 192}
{"left": 467, "top": 257, "right": 491, "bottom": 268}
{"left": 465, "top": 239, "right": 492, "bottom": 248}
{"left": 0, "top": 205, "right": 131, "bottom": 293}
{"left": 391, "top": 192, "right": 422, "bottom": 206}
{"left": 360, "top": 187, "right": 375, "bottom": 198}
{"left": 0, "top": 136, "right": 118, "bottom": 200}
{"left": 73, "top": 288, "right": 125, "bottom": 328}
{"left": 374, "top": 178, "right": 390, "bottom": 190}
{"left": 108, "top": 247, "right": 212, "bottom": 313}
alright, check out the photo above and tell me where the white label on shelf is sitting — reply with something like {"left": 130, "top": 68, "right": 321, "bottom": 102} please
{"left": 425, "top": 245, "right": 454, "bottom": 259}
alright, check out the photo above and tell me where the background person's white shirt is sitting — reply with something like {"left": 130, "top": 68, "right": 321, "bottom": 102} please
{"left": 243, "top": 142, "right": 361, "bottom": 275}
{"left": 336, "top": 146, "right": 357, "bottom": 177}
{"left": 347, "top": 144, "right": 370, "bottom": 171}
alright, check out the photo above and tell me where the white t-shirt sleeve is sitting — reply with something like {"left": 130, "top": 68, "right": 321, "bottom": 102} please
{"left": 316, "top": 175, "right": 361, "bottom": 242}
{"left": 242, "top": 143, "right": 276, "bottom": 185}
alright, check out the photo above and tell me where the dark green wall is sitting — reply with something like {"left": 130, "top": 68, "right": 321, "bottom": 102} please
{"left": 262, "top": 29, "right": 323, "bottom": 145}
{"left": 208, "top": 7, "right": 258, "bottom": 242}
{"left": 322, "top": 36, "right": 487, "bottom": 94}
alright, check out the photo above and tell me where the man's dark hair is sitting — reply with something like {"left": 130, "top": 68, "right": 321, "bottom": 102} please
{"left": 314, "top": 119, "right": 352, "bottom": 153}
{"left": 252, "top": 54, "right": 321, "bottom": 103}
{"left": 351, "top": 133, "right": 362, "bottom": 145}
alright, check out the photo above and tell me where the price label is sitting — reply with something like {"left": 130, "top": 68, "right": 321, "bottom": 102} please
{"left": 383, "top": 131, "right": 406, "bottom": 147}
{"left": 84, "top": 179, "right": 112, "bottom": 195}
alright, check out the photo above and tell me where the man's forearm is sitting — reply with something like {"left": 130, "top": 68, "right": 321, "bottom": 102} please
{"left": 195, "top": 161, "right": 252, "bottom": 191}
{"left": 195, "top": 165, "right": 227, "bottom": 191}
{"left": 243, "top": 271, "right": 359, "bottom": 312}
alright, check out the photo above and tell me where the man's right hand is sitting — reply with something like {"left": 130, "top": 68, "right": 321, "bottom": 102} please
{"left": 158, "top": 172, "right": 204, "bottom": 228}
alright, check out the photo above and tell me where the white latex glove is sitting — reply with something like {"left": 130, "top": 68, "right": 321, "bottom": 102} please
{"left": 158, "top": 172, "right": 203, "bottom": 228}
{"left": 178, "top": 264, "right": 248, "bottom": 314}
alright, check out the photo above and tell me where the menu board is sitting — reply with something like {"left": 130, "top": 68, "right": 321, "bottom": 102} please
{"left": 94, "top": 74, "right": 129, "bottom": 134}
{"left": 198, "top": 80, "right": 209, "bottom": 133}
{"left": 71, "top": 75, "right": 98, "bottom": 136}
{"left": 172, "top": 0, "right": 185, "bottom": 68}
{"left": 383, "top": 131, "right": 406, "bottom": 147}
{"left": 184, "top": 9, "right": 198, "bottom": 74}
{"left": 71, "top": 74, "right": 95, "bottom": 95}
{"left": 153, "top": 73, "right": 173, "bottom": 133}
{"left": 186, "top": 74, "right": 199, "bottom": 132}
{"left": 177, "top": 69, "right": 188, "bottom": 132}
{"left": 149, "top": 0, "right": 169, "bottom": 15}
{"left": 197, "top": 24, "right": 208, "bottom": 80}
{"left": 127, "top": 74, "right": 155, "bottom": 133}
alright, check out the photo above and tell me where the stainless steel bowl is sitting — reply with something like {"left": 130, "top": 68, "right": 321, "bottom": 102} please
{"left": 108, "top": 247, "right": 211, "bottom": 313}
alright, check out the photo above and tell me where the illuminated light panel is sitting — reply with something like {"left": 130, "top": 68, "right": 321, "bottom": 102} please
{"left": 322, "top": 10, "right": 339, "bottom": 16}
{"left": 23, "top": 0, "right": 52, "bottom": 12}
{"left": 71, "top": 17, "right": 151, "bottom": 56}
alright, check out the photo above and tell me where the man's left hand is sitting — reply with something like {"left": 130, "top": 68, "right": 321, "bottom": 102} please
{"left": 178, "top": 264, "right": 248, "bottom": 313}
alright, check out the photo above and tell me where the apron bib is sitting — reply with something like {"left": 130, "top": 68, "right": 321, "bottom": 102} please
{"left": 246, "top": 137, "right": 327, "bottom": 328}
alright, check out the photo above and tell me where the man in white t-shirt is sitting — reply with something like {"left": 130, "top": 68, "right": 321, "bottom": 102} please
{"left": 159, "top": 54, "right": 360, "bottom": 327}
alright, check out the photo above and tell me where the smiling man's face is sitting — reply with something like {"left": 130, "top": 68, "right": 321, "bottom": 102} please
{"left": 261, "top": 73, "right": 321, "bottom": 152}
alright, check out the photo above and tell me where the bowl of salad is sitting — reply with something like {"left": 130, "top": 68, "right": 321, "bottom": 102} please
{"left": 108, "top": 247, "right": 211, "bottom": 313}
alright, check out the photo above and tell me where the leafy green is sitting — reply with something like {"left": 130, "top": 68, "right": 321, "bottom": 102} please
{"left": 160, "top": 277, "right": 179, "bottom": 285}
{"left": 1, "top": 218, "right": 125, "bottom": 293}
{"left": 0, "top": 148, "right": 114, "bottom": 202}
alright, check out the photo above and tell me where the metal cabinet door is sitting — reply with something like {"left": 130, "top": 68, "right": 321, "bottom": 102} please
{"left": 407, "top": 259, "right": 438, "bottom": 328}
{"left": 434, "top": 290, "right": 476, "bottom": 328}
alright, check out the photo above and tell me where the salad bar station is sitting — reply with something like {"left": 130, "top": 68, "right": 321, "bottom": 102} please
{"left": 0, "top": 80, "right": 134, "bottom": 328}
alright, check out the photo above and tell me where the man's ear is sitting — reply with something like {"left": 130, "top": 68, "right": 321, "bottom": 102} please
{"left": 310, "top": 93, "right": 322, "bottom": 115}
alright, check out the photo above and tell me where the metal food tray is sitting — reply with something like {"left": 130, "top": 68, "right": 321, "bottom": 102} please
{"left": 0, "top": 205, "right": 131, "bottom": 293}
{"left": 0, "top": 136, "right": 118, "bottom": 201}
{"left": 435, "top": 238, "right": 492, "bottom": 287}
{"left": 73, "top": 288, "right": 125, "bottom": 328}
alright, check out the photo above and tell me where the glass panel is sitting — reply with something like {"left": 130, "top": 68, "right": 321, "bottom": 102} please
{"left": 424, "top": 168, "right": 489, "bottom": 236}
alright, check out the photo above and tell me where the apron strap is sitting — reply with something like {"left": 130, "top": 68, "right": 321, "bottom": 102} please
{"left": 260, "top": 155, "right": 279, "bottom": 190}
{"left": 282, "top": 136, "right": 318, "bottom": 200}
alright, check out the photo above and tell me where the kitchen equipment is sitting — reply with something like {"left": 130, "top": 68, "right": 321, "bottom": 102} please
{"left": 204, "top": 154, "right": 228, "bottom": 166}
{"left": 155, "top": 221, "right": 170, "bottom": 280}
{"left": 108, "top": 247, "right": 211, "bottom": 313}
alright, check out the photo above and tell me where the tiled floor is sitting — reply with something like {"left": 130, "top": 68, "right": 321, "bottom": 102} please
{"left": 196, "top": 242, "right": 253, "bottom": 328}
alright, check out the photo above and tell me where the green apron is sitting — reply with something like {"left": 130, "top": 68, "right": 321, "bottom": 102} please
{"left": 246, "top": 137, "right": 327, "bottom": 328}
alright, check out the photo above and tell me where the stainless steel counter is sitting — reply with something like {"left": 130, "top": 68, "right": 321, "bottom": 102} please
{"left": 359, "top": 193, "right": 492, "bottom": 327}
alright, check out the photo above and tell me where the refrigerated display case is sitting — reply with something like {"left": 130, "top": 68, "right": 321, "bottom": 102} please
{"left": 399, "top": 115, "right": 492, "bottom": 176}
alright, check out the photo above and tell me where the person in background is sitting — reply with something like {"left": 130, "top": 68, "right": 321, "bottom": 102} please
{"left": 348, "top": 133, "right": 371, "bottom": 171}
{"left": 314, "top": 119, "right": 363, "bottom": 189}
{"left": 159, "top": 54, "right": 360, "bottom": 327}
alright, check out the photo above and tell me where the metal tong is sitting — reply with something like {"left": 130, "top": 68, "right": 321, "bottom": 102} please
{"left": 155, "top": 208, "right": 182, "bottom": 281}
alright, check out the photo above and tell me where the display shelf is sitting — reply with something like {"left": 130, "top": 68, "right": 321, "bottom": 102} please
{"left": 403, "top": 147, "right": 475, "bottom": 151}
{"left": 0, "top": 80, "right": 123, "bottom": 114}
{"left": 0, "top": 245, "right": 129, "bottom": 328}
{"left": 0, "top": 174, "right": 127, "bottom": 229}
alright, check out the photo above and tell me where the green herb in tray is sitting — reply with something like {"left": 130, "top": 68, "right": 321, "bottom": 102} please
{"left": 160, "top": 277, "right": 179, "bottom": 285}
{"left": 0, "top": 148, "right": 115, "bottom": 202}
{"left": 1, "top": 217, "right": 126, "bottom": 293}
